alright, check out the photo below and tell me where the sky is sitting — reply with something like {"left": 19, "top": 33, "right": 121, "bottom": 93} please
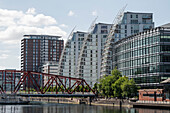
{"left": 0, "top": 0, "right": 169, "bottom": 70}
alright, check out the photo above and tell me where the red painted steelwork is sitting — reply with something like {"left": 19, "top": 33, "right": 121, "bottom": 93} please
{"left": 0, "top": 70, "right": 95, "bottom": 95}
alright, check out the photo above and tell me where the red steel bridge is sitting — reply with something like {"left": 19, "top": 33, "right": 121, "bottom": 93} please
{"left": 0, "top": 70, "right": 95, "bottom": 97}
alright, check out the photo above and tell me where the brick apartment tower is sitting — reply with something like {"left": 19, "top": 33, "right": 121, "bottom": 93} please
{"left": 21, "top": 35, "right": 64, "bottom": 72}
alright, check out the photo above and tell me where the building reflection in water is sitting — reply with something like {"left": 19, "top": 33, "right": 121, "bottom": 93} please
{"left": 136, "top": 108, "right": 170, "bottom": 113}
{"left": 0, "top": 105, "right": 22, "bottom": 113}
{"left": 0, "top": 104, "right": 169, "bottom": 113}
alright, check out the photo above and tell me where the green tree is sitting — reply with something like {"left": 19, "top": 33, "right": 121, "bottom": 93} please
{"left": 121, "top": 79, "right": 139, "bottom": 98}
{"left": 85, "top": 85, "right": 90, "bottom": 92}
{"left": 98, "top": 67, "right": 122, "bottom": 97}
{"left": 58, "top": 85, "right": 64, "bottom": 92}
{"left": 92, "top": 83, "right": 98, "bottom": 93}
{"left": 98, "top": 68, "right": 139, "bottom": 98}
{"left": 112, "top": 76, "right": 128, "bottom": 97}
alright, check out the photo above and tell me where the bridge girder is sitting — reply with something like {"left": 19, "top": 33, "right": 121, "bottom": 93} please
{"left": 0, "top": 70, "right": 95, "bottom": 95}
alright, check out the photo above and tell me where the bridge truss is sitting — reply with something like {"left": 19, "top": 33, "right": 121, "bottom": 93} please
{"left": 0, "top": 70, "right": 95, "bottom": 95}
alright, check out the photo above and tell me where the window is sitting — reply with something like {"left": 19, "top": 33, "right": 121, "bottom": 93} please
{"left": 103, "top": 35, "right": 107, "bottom": 38}
{"left": 78, "top": 33, "right": 84, "bottom": 37}
{"left": 101, "top": 30, "right": 108, "bottom": 34}
{"left": 131, "top": 20, "right": 138, "bottom": 24}
{"left": 134, "top": 30, "right": 139, "bottom": 33}
{"left": 125, "top": 25, "right": 127, "bottom": 29}
{"left": 125, "top": 30, "right": 127, "bottom": 34}
{"left": 101, "top": 26, "right": 107, "bottom": 29}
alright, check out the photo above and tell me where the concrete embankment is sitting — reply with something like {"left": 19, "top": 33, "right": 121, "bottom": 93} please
{"left": 131, "top": 101, "right": 170, "bottom": 109}
{"left": 29, "top": 97, "right": 132, "bottom": 107}
{"left": 1, "top": 95, "right": 170, "bottom": 109}
{"left": 29, "top": 97, "right": 80, "bottom": 104}
{"left": 91, "top": 98, "right": 132, "bottom": 107}
{"left": 0, "top": 95, "right": 29, "bottom": 105}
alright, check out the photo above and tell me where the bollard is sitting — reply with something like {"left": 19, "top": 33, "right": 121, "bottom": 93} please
{"left": 89, "top": 97, "right": 92, "bottom": 105}
{"left": 120, "top": 100, "right": 122, "bottom": 108}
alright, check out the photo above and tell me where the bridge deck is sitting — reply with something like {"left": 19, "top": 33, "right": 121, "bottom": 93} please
{"left": 18, "top": 94, "right": 96, "bottom": 97}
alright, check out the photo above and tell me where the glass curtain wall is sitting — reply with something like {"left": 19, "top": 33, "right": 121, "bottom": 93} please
{"left": 113, "top": 27, "right": 170, "bottom": 88}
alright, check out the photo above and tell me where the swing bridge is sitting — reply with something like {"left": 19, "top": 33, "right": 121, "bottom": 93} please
{"left": 0, "top": 70, "right": 95, "bottom": 98}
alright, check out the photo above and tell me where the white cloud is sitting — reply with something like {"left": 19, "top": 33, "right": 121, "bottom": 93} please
{"left": 60, "top": 24, "right": 68, "bottom": 28}
{"left": 0, "top": 54, "right": 8, "bottom": 59}
{"left": 0, "top": 9, "right": 23, "bottom": 27}
{"left": 0, "top": 66, "right": 6, "bottom": 70}
{"left": 68, "top": 10, "right": 75, "bottom": 16}
{"left": 0, "top": 8, "right": 67, "bottom": 44}
{"left": 18, "top": 56, "right": 21, "bottom": 60}
{"left": 92, "top": 10, "right": 97, "bottom": 16}
{"left": 26, "top": 8, "right": 36, "bottom": 15}
{"left": 0, "top": 50, "right": 9, "bottom": 53}
{"left": 0, "top": 9, "right": 23, "bottom": 18}
{"left": 0, "top": 25, "right": 67, "bottom": 44}
{"left": 18, "top": 14, "right": 57, "bottom": 26}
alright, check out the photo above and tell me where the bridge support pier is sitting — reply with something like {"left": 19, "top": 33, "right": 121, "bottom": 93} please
{"left": 28, "top": 97, "right": 30, "bottom": 102}
{"left": 88, "top": 97, "right": 92, "bottom": 105}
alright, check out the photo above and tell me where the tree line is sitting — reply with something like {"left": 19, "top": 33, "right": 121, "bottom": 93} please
{"left": 93, "top": 68, "right": 139, "bottom": 98}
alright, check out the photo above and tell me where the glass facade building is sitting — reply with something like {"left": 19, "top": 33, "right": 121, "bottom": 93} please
{"left": 113, "top": 24, "right": 170, "bottom": 88}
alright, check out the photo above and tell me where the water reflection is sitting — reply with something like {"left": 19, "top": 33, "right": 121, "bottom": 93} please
{"left": 0, "top": 104, "right": 170, "bottom": 113}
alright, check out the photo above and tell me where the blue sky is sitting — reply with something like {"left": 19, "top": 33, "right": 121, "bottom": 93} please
{"left": 0, "top": 0, "right": 170, "bottom": 70}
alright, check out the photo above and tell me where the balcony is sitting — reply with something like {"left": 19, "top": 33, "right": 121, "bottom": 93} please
{"left": 142, "top": 15, "right": 152, "bottom": 19}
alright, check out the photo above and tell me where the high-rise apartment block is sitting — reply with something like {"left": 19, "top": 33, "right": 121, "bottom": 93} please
{"left": 114, "top": 12, "right": 154, "bottom": 41}
{"left": 58, "top": 31, "right": 88, "bottom": 78}
{"left": 21, "top": 35, "right": 64, "bottom": 72}
{"left": 58, "top": 23, "right": 112, "bottom": 87}
{"left": 101, "top": 12, "right": 154, "bottom": 76}
{"left": 77, "top": 23, "right": 112, "bottom": 86}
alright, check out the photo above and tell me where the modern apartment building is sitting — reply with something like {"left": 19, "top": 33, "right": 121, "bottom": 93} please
{"left": 42, "top": 61, "right": 58, "bottom": 85}
{"left": 113, "top": 23, "right": 170, "bottom": 88}
{"left": 76, "top": 23, "right": 112, "bottom": 86}
{"left": 58, "top": 31, "right": 88, "bottom": 78}
{"left": 115, "top": 12, "right": 154, "bottom": 41}
{"left": 21, "top": 35, "right": 64, "bottom": 72}
{"left": 42, "top": 61, "right": 58, "bottom": 75}
{"left": 101, "top": 12, "right": 154, "bottom": 76}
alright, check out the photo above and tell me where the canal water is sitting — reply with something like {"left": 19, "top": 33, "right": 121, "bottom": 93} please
{"left": 0, "top": 104, "right": 170, "bottom": 113}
